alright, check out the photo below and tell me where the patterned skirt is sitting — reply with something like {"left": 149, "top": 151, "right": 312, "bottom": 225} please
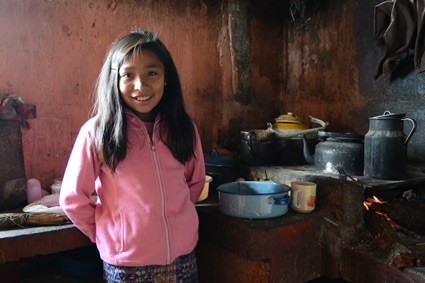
{"left": 103, "top": 251, "right": 198, "bottom": 283}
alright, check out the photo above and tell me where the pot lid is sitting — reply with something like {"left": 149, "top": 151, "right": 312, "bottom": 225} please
{"left": 317, "top": 131, "right": 363, "bottom": 141}
{"left": 273, "top": 112, "right": 308, "bottom": 130}
{"left": 274, "top": 112, "right": 304, "bottom": 124}
{"left": 370, "top": 110, "right": 406, "bottom": 119}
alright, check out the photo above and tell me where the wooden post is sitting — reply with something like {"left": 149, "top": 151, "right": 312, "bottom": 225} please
{"left": 0, "top": 121, "right": 26, "bottom": 211}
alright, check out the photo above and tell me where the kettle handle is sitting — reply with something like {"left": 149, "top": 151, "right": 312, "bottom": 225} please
{"left": 402, "top": 118, "right": 417, "bottom": 144}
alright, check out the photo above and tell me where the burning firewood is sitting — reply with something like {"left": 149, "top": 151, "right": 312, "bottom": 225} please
{"left": 391, "top": 253, "right": 421, "bottom": 269}
{"left": 364, "top": 207, "right": 398, "bottom": 249}
{"left": 364, "top": 210, "right": 421, "bottom": 268}
{"left": 364, "top": 197, "right": 423, "bottom": 269}
{"left": 368, "top": 200, "right": 425, "bottom": 235}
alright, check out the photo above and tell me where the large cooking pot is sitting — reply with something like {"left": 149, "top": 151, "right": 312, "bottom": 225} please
{"left": 302, "top": 131, "right": 364, "bottom": 176}
{"left": 240, "top": 124, "right": 277, "bottom": 166}
{"left": 272, "top": 114, "right": 328, "bottom": 165}
{"left": 217, "top": 181, "right": 290, "bottom": 219}
{"left": 275, "top": 135, "right": 317, "bottom": 165}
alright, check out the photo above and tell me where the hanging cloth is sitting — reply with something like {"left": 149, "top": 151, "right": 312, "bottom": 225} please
{"left": 374, "top": 0, "right": 425, "bottom": 79}
{"left": 415, "top": 0, "right": 425, "bottom": 72}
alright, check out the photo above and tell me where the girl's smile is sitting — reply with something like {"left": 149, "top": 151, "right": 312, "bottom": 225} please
{"left": 134, "top": 95, "right": 152, "bottom": 101}
{"left": 119, "top": 50, "right": 165, "bottom": 121}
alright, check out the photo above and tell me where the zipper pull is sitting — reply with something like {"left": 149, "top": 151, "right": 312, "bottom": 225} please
{"left": 150, "top": 140, "right": 156, "bottom": 151}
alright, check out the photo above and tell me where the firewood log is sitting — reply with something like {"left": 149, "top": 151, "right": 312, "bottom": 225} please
{"left": 369, "top": 201, "right": 425, "bottom": 234}
{"left": 364, "top": 209, "right": 421, "bottom": 269}
{"left": 364, "top": 209, "right": 398, "bottom": 249}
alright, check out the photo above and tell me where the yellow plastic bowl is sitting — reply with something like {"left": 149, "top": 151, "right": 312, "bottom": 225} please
{"left": 197, "top": 175, "right": 213, "bottom": 202}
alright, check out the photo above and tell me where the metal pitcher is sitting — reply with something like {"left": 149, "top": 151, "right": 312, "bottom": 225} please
{"left": 363, "top": 111, "right": 417, "bottom": 180}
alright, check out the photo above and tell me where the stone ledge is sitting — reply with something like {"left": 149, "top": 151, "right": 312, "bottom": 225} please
{"left": 0, "top": 224, "right": 92, "bottom": 264}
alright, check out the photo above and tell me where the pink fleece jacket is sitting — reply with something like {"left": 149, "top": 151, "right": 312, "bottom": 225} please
{"left": 59, "top": 110, "right": 205, "bottom": 266}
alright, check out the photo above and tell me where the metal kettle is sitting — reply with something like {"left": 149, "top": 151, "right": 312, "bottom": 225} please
{"left": 302, "top": 131, "right": 364, "bottom": 176}
{"left": 363, "top": 111, "right": 417, "bottom": 180}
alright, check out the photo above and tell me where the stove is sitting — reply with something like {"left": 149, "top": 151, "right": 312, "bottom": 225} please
{"left": 241, "top": 164, "right": 425, "bottom": 282}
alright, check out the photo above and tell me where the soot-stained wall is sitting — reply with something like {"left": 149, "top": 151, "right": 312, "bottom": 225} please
{"left": 1, "top": 0, "right": 424, "bottom": 189}
{"left": 279, "top": 0, "right": 425, "bottom": 163}
{"left": 1, "top": 0, "right": 226, "bottom": 187}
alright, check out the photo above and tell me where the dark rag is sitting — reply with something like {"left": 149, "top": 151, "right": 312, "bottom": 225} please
{"left": 0, "top": 95, "right": 36, "bottom": 128}
{"left": 374, "top": 0, "right": 425, "bottom": 79}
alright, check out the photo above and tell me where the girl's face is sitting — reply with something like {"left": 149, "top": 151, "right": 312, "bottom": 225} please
{"left": 118, "top": 50, "right": 165, "bottom": 121}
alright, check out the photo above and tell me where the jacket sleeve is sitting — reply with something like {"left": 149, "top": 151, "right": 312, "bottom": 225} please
{"left": 59, "top": 122, "right": 100, "bottom": 243}
{"left": 185, "top": 123, "right": 205, "bottom": 203}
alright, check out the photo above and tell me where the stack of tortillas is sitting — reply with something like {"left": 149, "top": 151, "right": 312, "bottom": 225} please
{"left": 0, "top": 194, "right": 69, "bottom": 230}
{"left": 23, "top": 194, "right": 64, "bottom": 214}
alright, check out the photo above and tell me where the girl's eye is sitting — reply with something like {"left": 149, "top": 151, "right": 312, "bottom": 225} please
{"left": 147, "top": 71, "right": 157, "bottom": 77}
{"left": 120, "top": 73, "right": 133, "bottom": 79}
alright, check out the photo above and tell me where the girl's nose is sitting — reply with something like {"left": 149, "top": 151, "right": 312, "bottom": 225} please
{"left": 134, "top": 76, "right": 143, "bottom": 90}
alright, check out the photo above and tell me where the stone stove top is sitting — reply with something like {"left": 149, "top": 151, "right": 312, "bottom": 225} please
{"left": 196, "top": 164, "right": 425, "bottom": 282}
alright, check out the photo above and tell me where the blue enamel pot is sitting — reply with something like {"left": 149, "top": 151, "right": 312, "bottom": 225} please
{"left": 217, "top": 181, "right": 290, "bottom": 219}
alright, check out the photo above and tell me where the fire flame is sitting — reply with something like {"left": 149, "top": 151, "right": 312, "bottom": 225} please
{"left": 363, "top": 196, "right": 386, "bottom": 210}
{"left": 376, "top": 211, "right": 399, "bottom": 229}
{"left": 363, "top": 196, "right": 398, "bottom": 229}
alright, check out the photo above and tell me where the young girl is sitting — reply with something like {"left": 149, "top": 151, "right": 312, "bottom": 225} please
{"left": 59, "top": 30, "right": 205, "bottom": 282}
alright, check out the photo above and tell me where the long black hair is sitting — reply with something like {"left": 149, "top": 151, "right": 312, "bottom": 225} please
{"left": 92, "top": 30, "right": 195, "bottom": 171}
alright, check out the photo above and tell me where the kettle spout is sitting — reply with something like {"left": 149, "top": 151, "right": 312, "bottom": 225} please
{"left": 302, "top": 135, "right": 314, "bottom": 165}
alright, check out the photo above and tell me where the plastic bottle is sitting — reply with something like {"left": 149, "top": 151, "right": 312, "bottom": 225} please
{"left": 27, "top": 178, "right": 42, "bottom": 203}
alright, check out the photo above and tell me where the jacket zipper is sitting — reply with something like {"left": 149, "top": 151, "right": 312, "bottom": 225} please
{"left": 148, "top": 127, "right": 171, "bottom": 264}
